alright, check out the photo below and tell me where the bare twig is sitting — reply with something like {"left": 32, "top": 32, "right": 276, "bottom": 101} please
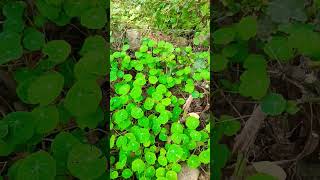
{"left": 233, "top": 105, "right": 266, "bottom": 153}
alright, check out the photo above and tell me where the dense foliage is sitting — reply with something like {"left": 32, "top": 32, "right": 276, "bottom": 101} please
{"left": 0, "top": 1, "right": 107, "bottom": 180}
{"left": 110, "top": 39, "right": 210, "bottom": 179}
{"left": 111, "top": 0, "right": 210, "bottom": 47}
{"left": 213, "top": 0, "right": 320, "bottom": 179}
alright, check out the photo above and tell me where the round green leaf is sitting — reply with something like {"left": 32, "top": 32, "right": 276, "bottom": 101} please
{"left": 171, "top": 122, "right": 183, "bottom": 134}
{"left": 186, "top": 116, "right": 200, "bottom": 129}
{"left": 129, "top": 86, "right": 142, "bottom": 100}
{"left": 67, "top": 144, "right": 106, "bottom": 180}
{"left": 3, "top": 112, "right": 35, "bottom": 145}
{"left": 131, "top": 159, "right": 145, "bottom": 173}
{"left": 212, "top": 54, "right": 229, "bottom": 72}
{"left": 23, "top": 28, "right": 45, "bottom": 51}
{"left": 80, "top": 35, "right": 106, "bottom": 55}
{"left": 35, "top": 0, "right": 60, "bottom": 20}
{"left": 261, "top": 93, "right": 286, "bottom": 116}
{"left": 264, "top": 36, "right": 294, "bottom": 62}
{"left": 64, "top": 79, "right": 102, "bottom": 117}
{"left": 110, "top": 171, "right": 118, "bottom": 179}
{"left": 51, "top": 132, "right": 80, "bottom": 160}
{"left": 80, "top": 7, "right": 107, "bottom": 29}
{"left": 118, "top": 84, "right": 131, "bottom": 95}
{"left": 43, "top": 40, "right": 71, "bottom": 63}
{"left": 74, "top": 52, "right": 107, "bottom": 79}
{"left": 113, "top": 109, "right": 129, "bottom": 124}
{"left": 0, "top": 32, "right": 23, "bottom": 65}
{"left": 213, "top": 27, "right": 235, "bottom": 45}
{"left": 3, "top": 1, "right": 26, "bottom": 18}
{"left": 16, "top": 151, "right": 56, "bottom": 180}
{"left": 32, "top": 105, "right": 59, "bottom": 134}
{"left": 145, "top": 152, "right": 156, "bottom": 165}
{"left": 187, "top": 155, "right": 200, "bottom": 169}
{"left": 28, "top": 72, "right": 64, "bottom": 105}
{"left": 76, "top": 107, "right": 104, "bottom": 129}
{"left": 166, "top": 144, "right": 183, "bottom": 162}
{"left": 122, "top": 168, "right": 133, "bottom": 179}
{"left": 131, "top": 106, "right": 144, "bottom": 119}
{"left": 236, "top": 16, "right": 257, "bottom": 40}
{"left": 143, "top": 98, "right": 154, "bottom": 110}
{"left": 158, "top": 156, "right": 167, "bottom": 166}
{"left": 145, "top": 166, "right": 155, "bottom": 177}
{"left": 149, "top": 76, "right": 158, "bottom": 84}
{"left": 166, "top": 170, "right": 178, "bottom": 180}
{"left": 199, "top": 149, "right": 210, "bottom": 164}
{"left": 63, "top": 0, "right": 90, "bottom": 17}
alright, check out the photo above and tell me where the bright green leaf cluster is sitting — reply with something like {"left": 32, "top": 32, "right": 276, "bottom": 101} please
{"left": 111, "top": 40, "right": 210, "bottom": 179}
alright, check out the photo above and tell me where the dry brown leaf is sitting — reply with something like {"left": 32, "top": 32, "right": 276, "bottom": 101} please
{"left": 233, "top": 105, "right": 266, "bottom": 153}
{"left": 252, "top": 161, "right": 287, "bottom": 180}
{"left": 177, "top": 163, "right": 200, "bottom": 180}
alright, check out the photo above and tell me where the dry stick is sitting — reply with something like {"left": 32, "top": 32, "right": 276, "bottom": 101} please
{"left": 181, "top": 95, "right": 193, "bottom": 123}
{"left": 0, "top": 161, "right": 7, "bottom": 174}
{"left": 233, "top": 105, "right": 266, "bottom": 153}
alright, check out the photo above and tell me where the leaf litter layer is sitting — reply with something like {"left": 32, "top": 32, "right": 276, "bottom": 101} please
{"left": 213, "top": 0, "right": 320, "bottom": 179}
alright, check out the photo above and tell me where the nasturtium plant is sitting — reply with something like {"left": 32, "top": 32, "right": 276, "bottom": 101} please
{"left": 111, "top": 40, "right": 209, "bottom": 179}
